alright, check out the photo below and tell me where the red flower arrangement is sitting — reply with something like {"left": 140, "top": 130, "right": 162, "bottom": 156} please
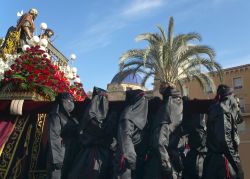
{"left": 0, "top": 45, "right": 87, "bottom": 101}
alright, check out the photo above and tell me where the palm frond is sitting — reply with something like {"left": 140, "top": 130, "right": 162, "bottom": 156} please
{"left": 178, "top": 57, "right": 221, "bottom": 73}
{"left": 119, "top": 49, "right": 145, "bottom": 65}
{"left": 178, "top": 45, "right": 216, "bottom": 64}
{"left": 121, "top": 59, "right": 153, "bottom": 71}
{"left": 157, "top": 25, "right": 167, "bottom": 44}
{"left": 113, "top": 68, "right": 148, "bottom": 84}
{"left": 200, "top": 73, "right": 216, "bottom": 93}
{"left": 135, "top": 33, "right": 162, "bottom": 44}
{"left": 191, "top": 73, "right": 216, "bottom": 93}
{"left": 191, "top": 74, "right": 208, "bottom": 92}
{"left": 177, "top": 79, "right": 188, "bottom": 96}
{"left": 141, "top": 72, "right": 154, "bottom": 87}
{"left": 118, "top": 16, "right": 219, "bottom": 91}
{"left": 173, "top": 32, "right": 201, "bottom": 51}
{"left": 167, "top": 17, "right": 174, "bottom": 46}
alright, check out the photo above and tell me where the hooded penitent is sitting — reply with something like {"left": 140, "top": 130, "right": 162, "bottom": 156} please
{"left": 115, "top": 89, "right": 148, "bottom": 179}
{"left": 78, "top": 86, "right": 112, "bottom": 145}
{"left": 157, "top": 87, "right": 183, "bottom": 125}
{"left": 59, "top": 94, "right": 80, "bottom": 179}
{"left": 202, "top": 84, "right": 244, "bottom": 179}
{"left": 47, "top": 92, "right": 74, "bottom": 179}
{"left": 145, "top": 86, "right": 183, "bottom": 179}
{"left": 68, "top": 87, "right": 116, "bottom": 179}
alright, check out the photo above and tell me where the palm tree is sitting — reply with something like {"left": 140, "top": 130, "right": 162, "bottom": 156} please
{"left": 117, "top": 17, "right": 223, "bottom": 95}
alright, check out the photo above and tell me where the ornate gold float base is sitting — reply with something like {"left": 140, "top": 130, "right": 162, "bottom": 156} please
{"left": 0, "top": 92, "right": 50, "bottom": 101}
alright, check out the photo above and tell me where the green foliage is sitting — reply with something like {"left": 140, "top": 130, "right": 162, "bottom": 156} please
{"left": 118, "top": 17, "right": 223, "bottom": 94}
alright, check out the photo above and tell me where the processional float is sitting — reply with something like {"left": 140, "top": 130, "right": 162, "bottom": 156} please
{"left": 0, "top": 9, "right": 213, "bottom": 179}
{"left": 0, "top": 8, "right": 87, "bottom": 178}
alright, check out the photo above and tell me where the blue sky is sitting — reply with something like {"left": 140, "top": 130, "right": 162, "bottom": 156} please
{"left": 1, "top": 0, "right": 250, "bottom": 92}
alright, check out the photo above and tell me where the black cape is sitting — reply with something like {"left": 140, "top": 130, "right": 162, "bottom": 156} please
{"left": 68, "top": 87, "right": 115, "bottom": 179}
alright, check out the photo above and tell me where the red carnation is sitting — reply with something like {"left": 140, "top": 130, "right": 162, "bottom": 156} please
{"left": 34, "top": 69, "right": 40, "bottom": 75}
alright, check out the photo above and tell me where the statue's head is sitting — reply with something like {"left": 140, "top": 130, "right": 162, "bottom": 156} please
{"left": 29, "top": 8, "right": 38, "bottom": 19}
{"left": 44, "top": 29, "right": 54, "bottom": 38}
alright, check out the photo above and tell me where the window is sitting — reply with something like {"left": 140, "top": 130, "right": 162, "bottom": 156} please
{"left": 233, "top": 77, "right": 243, "bottom": 89}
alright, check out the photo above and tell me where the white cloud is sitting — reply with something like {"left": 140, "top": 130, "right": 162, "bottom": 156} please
{"left": 121, "top": 0, "right": 164, "bottom": 17}
{"left": 69, "top": 17, "right": 126, "bottom": 54}
{"left": 69, "top": 0, "right": 166, "bottom": 55}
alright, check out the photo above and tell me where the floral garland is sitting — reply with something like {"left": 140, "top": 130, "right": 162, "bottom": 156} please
{"left": 0, "top": 45, "right": 87, "bottom": 101}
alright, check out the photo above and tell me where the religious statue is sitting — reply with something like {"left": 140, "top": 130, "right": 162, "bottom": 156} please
{"left": 0, "top": 8, "right": 38, "bottom": 59}
{"left": 16, "top": 8, "right": 38, "bottom": 47}
{"left": 40, "top": 29, "right": 54, "bottom": 42}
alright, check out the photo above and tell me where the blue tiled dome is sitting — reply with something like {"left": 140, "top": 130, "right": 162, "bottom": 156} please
{"left": 111, "top": 73, "right": 142, "bottom": 85}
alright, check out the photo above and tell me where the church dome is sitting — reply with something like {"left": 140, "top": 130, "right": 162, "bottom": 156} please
{"left": 111, "top": 73, "right": 142, "bottom": 86}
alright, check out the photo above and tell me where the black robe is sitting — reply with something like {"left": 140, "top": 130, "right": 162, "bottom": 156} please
{"left": 68, "top": 87, "right": 116, "bottom": 179}
{"left": 60, "top": 117, "right": 80, "bottom": 179}
{"left": 202, "top": 94, "right": 244, "bottom": 179}
{"left": 144, "top": 91, "right": 183, "bottom": 179}
{"left": 114, "top": 89, "right": 148, "bottom": 179}
{"left": 47, "top": 93, "right": 75, "bottom": 179}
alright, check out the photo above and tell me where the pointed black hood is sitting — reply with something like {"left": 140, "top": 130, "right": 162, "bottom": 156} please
{"left": 161, "top": 86, "right": 181, "bottom": 101}
{"left": 157, "top": 87, "right": 183, "bottom": 125}
{"left": 216, "top": 84, "right": 234, "bottom": 101}
{"left": 88, "top": 86, "right": 109, "bottom": 123}
{"left": 55, "top": 92, "right": 75, "bottom": 117}
{"left": 121, "top": 89, "right": 148, "bottom": 130}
